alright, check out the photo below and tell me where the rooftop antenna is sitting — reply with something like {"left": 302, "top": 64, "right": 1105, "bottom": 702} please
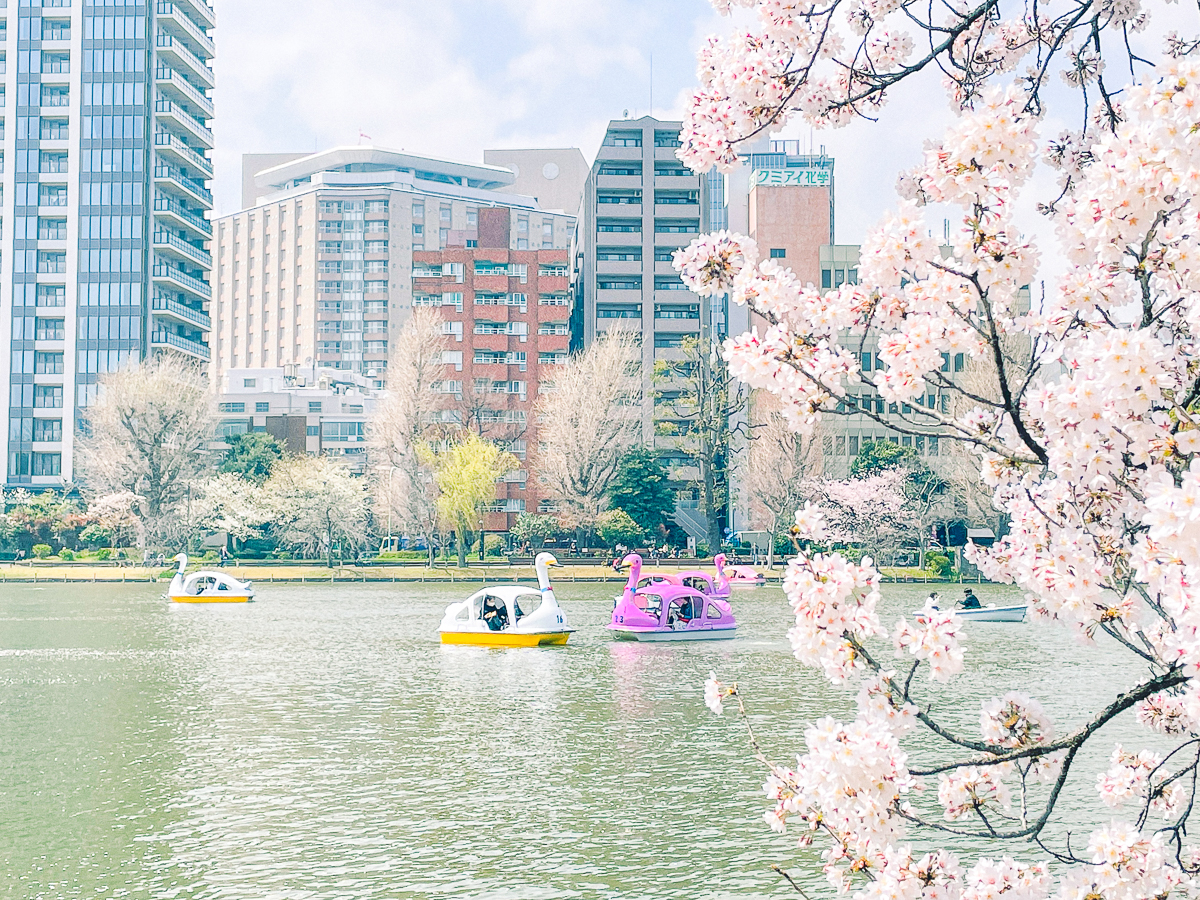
{"left": 944, "top": 218, "right": 950, "bottom": 244}
{"left": 649, "top": 52, "right": 654, "bottom": 119}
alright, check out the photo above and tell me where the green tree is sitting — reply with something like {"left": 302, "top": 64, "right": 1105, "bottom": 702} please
{"left": 596, "top": 508, "right": 645, "bottom": 548}
{"left": 220, "top": 433, "right": 284, "bottom": 484}
{"left": 510, "top": 513, "right": 561, "bottom": 550}
{"left": 434, "top": 434, "right": 518, "bottom": 568}
{"left": 849, "top": 440, "right": 921, "bottom": 478}
{"left": 607, "top": 448, "right": 676, "bottom": 537}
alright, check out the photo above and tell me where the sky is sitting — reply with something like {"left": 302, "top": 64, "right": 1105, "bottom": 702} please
{"left": 209, "top": 0, "right": 955, "bottom": 244}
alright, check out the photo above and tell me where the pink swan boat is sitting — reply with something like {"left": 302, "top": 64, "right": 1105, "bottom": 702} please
{"left": 608, "top": 553, "right": 737, "bottom": 641}
{"left": 673, "top": 552, "right": 732, "bottom": 599}
{"left": 725, "top": 562, "right": 766, "bottom": 587}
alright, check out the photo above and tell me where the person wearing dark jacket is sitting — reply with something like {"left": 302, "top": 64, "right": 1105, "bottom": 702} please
{"left": 960, "top": 589, "right": 982, "bottom": 609}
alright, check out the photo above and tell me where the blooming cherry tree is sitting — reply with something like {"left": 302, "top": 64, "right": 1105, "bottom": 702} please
{"left": 687, "top": 0, "right": 1200, "bottom": 895}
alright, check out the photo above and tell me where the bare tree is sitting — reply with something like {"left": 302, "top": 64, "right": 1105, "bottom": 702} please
{"left": 75, "top": 354, "right": 214, "bottom": 549}
{"left": 655, "top": 334, "right": 748, "bottom": 551}
{"left": 533, "top": 330, "right": 640, "bottom": 529}
{"left": 263, "top": 455, "right": 368, "bottom": 567}
{"left": 368, "top": 309, "right": 448, "bottom": 565}
{"left": 743, "top": 395, "right": 823, "bottom": 569}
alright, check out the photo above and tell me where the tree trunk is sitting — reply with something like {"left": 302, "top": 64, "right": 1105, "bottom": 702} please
{"left": 326, "top": 520, "right": 334, "bottom": 568}
{"left": 456, "top": 525, "right": 467, "bottom": 568}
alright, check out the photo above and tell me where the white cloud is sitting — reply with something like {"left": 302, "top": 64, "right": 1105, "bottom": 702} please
{"left": 209, "top": 0, "right": 724, "bottom": 213}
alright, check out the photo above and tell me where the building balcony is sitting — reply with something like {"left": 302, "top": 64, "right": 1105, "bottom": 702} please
{"left": 654, "top": 203, "right": 698, "bottom": 217}
{"left": 153, "top": 230, "right": 211, "bottom": 268}
{"left": 154, "top": 65, "right": 214, "bottom": 118}
{"left": 593, "top": 229, "right": 642, "bottom": 246}
{"left": 596, "top": 147, "right": 644, "bottom": 162}
{"left": 154, "top": 98, "right": 213, "bottom": 150}
{"left": 595, "top": 260, "right": 643, "bottom": 275}
{"left": 169, "top": 0, "right": 215, "bottom": 29}
{"left": 154, "top": 130, "right": 212, "bottom": 177}
{"left": 654, "top": 147, "right": 683, "bottom": 160}
{"left": 649, "top": 232, "right": 696, "bottom": 248}
{"left": 595, "top": 204, "right": 642, "bottom": 219}
{"left": 151, "top": 330, "right": 210, "bottom": 361}
{"left": 154, "top": 32, "right": 215, "bottom": 89}
{"left": 596, "top": 174, "right": 643, "bottom": 189}
{"left": 654, "top": 175, "right": 700, "bottom": 190}
{"left": 153, "top": 196, "right": 211, "bottom": 239}
{"left": 152, "top": 295, "right": 211, "bottom": 331}
{"left": 594, "top": 288, "right": 642, "bottom": 303}
{"left": 156, "top": 2, "right": 216, "bottom": 59}
{"left": 154, "top": 164, "right": 212, "bottom": 207}
{"left": 152, "top": 262, "right": 212, "bottom": 300}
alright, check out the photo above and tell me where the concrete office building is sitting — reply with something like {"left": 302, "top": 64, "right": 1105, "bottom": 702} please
{"left": 574, "top": 116, "right": 712, "bottom": 448}
{"left": 482, "top": 148, "right": 587, "bottom": 216}
{"left": 0, "top": 0, "right": 215, "bottom": 487}
{"left": 216, "top": 147, "right": 577, "bottom": 531}
{"left": 215, "top": 367, "right": 379, "bottom": 474}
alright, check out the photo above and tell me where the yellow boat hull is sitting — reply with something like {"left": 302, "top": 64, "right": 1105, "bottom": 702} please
{"left": 440, "top": 631, "right": 570, "bottom": 647}
{"left": 171, "top": 595, "right": 253, "bottom": 604}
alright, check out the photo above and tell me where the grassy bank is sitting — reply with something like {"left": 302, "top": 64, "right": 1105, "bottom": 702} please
{"left": 0, "top": 560, "right": 984, "bottom": 584}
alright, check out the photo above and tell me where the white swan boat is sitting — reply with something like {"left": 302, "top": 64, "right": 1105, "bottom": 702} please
{"left": 167, "top": 553, "right": 255, "bottom": 603}
{"left": 915, "top": 603, "right": 1027, "bottom": 623}
{"left": 439, "top": 552, "right": 573, "bottom": 647}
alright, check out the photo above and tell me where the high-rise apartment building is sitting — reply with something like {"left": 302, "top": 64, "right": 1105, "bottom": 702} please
{"left": 214, "top": 147, "right": 576, "bottom": 387}
{"left": 0, "top": 0, "right": 215, "bottom": 487}
{"left": 216, "top": 147, "right": 578, "bottom": 530}
{"left": 574, "top": 116, "right": 711, "bottom": 448}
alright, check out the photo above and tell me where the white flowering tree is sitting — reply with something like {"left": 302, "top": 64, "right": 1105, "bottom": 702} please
{"left": 682, "top": 0, "right": 1200, "bottom": 897}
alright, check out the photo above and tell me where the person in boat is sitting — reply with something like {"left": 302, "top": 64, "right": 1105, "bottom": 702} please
{"left": 679, "top": 594, "right": 698, "bottom": 622}
{"left": 927, "top": 591, "right": 940, "bottom": 609}
{"left": 481, "top": 594, "right": 507, "bottom": 631}
{"left": 960, "top": 589, "right": 982, "bottom": 609}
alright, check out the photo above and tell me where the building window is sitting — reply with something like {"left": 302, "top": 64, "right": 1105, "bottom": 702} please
{"left": 33, "top": 385, "right": 63, "bottom": 408}
{"left": 821, "top": 269, "right": 832, "bottom": 289}
{"left": 306, "top": 425, "right": 319, "bottom": 436}
{"left": 308, "top": 401, "right": 322, "bottom": 413}
{"left": 218, "top": 402, "right": 245, "bottom": 413}
{"left": 769, "top": 248, "right": 786, "bottom": 259}
{"left": 34, "top": 352, "right": 63, "bottom": 374}
{"left": 33, "top": 419, "right": 61, "bottom": 442}
{"left": 412, "top": 224, "right": 423, "bottom": 236}
{"left": 34, "top": 318, "right": 64, "bottom": 340}
{"left": 256, "top": 401, "right": 270, "bottom": 413}
{"left": 243, "top": 378, "right": 257, "bottom": 387}
{"left": 32, "top": 452, "right": 61, "bottom": 476}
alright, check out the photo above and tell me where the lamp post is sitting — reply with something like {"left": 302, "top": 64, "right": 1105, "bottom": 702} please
{"left": 385, "top": 463, "right": 400, "bottom": 552}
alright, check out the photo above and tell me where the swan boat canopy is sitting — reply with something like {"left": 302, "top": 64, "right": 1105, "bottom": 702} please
{"left": 608, "top": 553, "right": 737, "bottom": 641}
{"left": 168, "top": 553, "right": 255, "bottom": 603}
{"left": 673, "top": 553, "right": 731, "bottom": 599}
{"left": 439, "top": 552, "right": 573, "bottom": 647}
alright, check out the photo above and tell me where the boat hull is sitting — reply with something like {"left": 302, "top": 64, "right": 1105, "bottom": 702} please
{"left": 440, "top": 630, "right": 571, "bottom": 647}
{"left": 171, "top": 595, "right": 253, "bottom": 604}
{"left": 916, "top": 605, "right": 1027, "bottom": 623}
{"left": 608, "top": 626, "right": 737, "bottom": 642}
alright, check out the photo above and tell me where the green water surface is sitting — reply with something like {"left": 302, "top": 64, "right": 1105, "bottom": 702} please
{"left": 0, "top": 581, "right": 1149, "bottom": 899}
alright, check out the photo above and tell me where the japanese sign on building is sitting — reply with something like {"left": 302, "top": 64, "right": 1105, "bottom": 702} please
{"left": 752, "top": 168, "right": 832, "bottom": 187}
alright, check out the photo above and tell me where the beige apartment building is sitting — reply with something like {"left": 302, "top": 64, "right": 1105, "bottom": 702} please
{"left": 213, "top": 146, "right": 578, "bottom": 389}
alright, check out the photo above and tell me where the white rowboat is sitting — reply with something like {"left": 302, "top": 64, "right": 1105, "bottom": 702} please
{"left": 915, "top": 604, "right": 1027, "bottom": 623}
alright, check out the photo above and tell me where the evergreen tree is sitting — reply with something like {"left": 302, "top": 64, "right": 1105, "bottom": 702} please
{"left": 607, "top": 448, "right": 675, "bottom": 537}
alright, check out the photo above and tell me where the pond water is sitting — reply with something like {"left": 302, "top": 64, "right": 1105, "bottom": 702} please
{"left": 0, "top": 579, "right": 1154, "bottom": 899}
